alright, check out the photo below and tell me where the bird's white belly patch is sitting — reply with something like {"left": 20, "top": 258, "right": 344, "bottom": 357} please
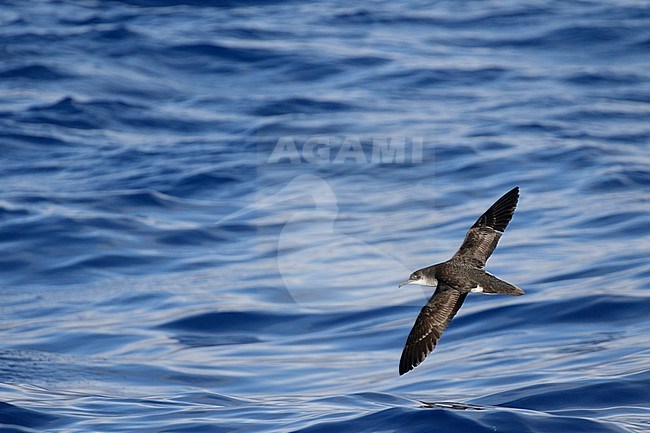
{"left": 470, "top": 285, "right": 484, "bottom": 293}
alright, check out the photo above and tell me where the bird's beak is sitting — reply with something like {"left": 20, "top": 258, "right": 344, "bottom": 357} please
{"left": 399, "top": 280, "right": 412, "bottom": 288}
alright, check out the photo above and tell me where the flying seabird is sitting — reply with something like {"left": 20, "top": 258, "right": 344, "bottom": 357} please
{"left": 398, "top": 187, "right": 524, "bottom": 375}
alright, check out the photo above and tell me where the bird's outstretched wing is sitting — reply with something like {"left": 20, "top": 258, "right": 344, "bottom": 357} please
{"left": 399, "top": 284, "right": 467, "bottom": 375}
{"left": 451, "top": 186, "right": 519, "bottom": 268}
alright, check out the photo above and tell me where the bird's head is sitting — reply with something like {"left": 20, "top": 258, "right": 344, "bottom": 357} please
{"left": 399, "top": 268, "right": 437, "bottom": 287}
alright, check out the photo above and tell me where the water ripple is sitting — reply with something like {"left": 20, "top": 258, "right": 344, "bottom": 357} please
{"left": 0, "top": 0, "right": 648, "bottom": 431}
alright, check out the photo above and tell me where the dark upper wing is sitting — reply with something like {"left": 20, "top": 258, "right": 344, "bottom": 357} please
{"left": 451, "top": 187, "right": 519, "bottom": 268}
{"left": 399, "top": 285, "right": 468, "bottom": 375}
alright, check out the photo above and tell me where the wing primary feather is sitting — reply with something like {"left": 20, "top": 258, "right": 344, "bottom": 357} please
{"left": 452, "top": 187, "right": 519, "bottom": 267}
{"left": 471, "top": 186, "right": 519, "bottom": 232}
{"left": 399, "top": 288, "right": 467, "bottom": 375}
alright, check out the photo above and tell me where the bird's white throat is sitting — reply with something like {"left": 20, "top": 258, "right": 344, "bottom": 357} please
{"left": 409, "top": 277, "right": 437, "bottom": 287}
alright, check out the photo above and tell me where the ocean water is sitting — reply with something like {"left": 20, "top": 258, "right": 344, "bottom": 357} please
{"left": 0, "top": 0, "right": 649, "bottom": 432}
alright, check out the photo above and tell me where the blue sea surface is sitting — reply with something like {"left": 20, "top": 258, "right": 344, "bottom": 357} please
{"left": 1, "top": 1, "right": 649, "bottom": 432}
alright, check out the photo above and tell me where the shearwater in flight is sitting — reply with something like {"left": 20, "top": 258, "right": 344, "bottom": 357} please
{"left": 399, "top": 187, "right": 524, "bottom": 375}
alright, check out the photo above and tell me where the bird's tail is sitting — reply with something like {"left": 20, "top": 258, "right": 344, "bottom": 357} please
{"left": 474, "top": 271, "right": 525, "bottom": 296}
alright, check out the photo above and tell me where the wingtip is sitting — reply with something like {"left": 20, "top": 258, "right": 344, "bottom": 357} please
{"left": 506, "top": 186, "right": 520, "bottom": 199}
{"left": 399, "top": 356, "right": 410, "bottom": 375}
{"left": 471, "top": 186, "right": 520, "bottom": 232}
{"left": 507, "top": 186, "right": 520, "bottom": 208}
{"left": 399, "top": 350, "right": 417, "bottom": 376}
